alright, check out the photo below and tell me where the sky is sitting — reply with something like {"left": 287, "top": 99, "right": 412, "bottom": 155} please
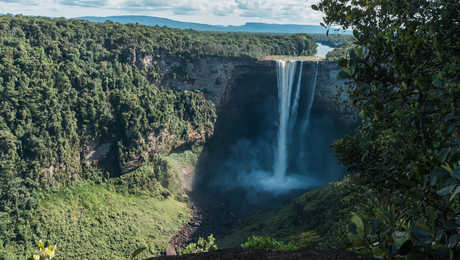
{"left": 0, "top": 0, "right": 324, "bottom": 26}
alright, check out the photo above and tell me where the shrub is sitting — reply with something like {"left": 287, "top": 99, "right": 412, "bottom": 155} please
{"left": 32, "top": 241, "right": 56, "bottom": 260}
{"left": 241, "top": 236, "right": 298, "bottom": 251}
{"left": 178, "top": 235, "right": 218, "bottom": 255}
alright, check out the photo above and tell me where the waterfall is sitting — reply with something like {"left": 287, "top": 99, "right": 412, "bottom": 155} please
{"left": 300, "top": 62, "right": 319, "bottom": 136}
{"left": 274, "top": 60, "right": 319, "bottom": 181}
{"left": 273, "top": 59, "right": 299, "bottom": 180}
{"left": 290, "top": 62, "right": 304, "bottom": 127}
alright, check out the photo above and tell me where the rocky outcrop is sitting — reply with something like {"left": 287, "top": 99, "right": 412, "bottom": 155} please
{"left": 46, "top": 56, "right": 348, "bottom": 178}
{"left": 120, "top": 126, "right": 212, "bottom": 174}
{"left": 150, "top": 56, "right": 350, "bottom": 117}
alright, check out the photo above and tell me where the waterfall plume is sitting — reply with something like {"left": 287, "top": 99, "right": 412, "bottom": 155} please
{"left": 273, "top": 59, "right": 298, "bottom": 180}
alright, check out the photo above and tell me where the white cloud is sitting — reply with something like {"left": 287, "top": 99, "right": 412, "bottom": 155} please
{"left": 0, "top": 0, "right": 323, "bottom": 25}
{"left": 0, "top": 0, "right": 40, "bottom": 4}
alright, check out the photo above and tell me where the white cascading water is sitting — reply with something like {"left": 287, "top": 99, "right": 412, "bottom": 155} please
{"left": 300, "top": 61, "right": 319, "bottom": 136}
{"left": 273, "top": 60, "right": 319, "bottom": 181}
{"left": 273, "top": 59, "right": 299, "bottom": 180}
{"left": 290, "top": 61, "right": 304, "bottom": 131}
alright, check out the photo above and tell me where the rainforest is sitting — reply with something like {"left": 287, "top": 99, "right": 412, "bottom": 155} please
{"left": 0, "top": 0, "right": 459, "bottom": 259}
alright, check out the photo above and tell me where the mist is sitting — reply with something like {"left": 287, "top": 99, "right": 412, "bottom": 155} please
{"left": 199, "top": 61, "right": 350, "bottom": 208}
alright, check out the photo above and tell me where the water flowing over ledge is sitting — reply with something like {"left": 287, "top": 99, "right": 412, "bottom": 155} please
{"left": 260, "top": 56, "right": 325, "bottom": 62}
{"left": 268, "top": 58, "right": 320, "bottom": 191}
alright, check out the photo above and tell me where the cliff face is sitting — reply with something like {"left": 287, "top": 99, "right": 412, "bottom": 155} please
{"left": 158, "top": 56, "right": 350, "bottom": 117}
{"left": 76, "top": 57, "right": 349, "bottom": 178}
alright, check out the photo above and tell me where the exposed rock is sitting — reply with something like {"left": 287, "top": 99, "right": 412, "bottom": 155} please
{"left": 120, "top": 126, "right": 212, "bottom": 174}
{"left": 40, "top": 55, "right": 350, "bottom": 179}
{"left": 85, "top": 142, "right": 112, "bottom": 162}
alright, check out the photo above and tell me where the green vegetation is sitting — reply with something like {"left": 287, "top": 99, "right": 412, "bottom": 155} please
{"left": 0, "top": 182, "right": 190, "bottom": 259}
{"left": 313, "top": 0, "right": 459, "bottom": 259}
{"left": 241, "top": 236, "right": 298, "bottom": 251}
{"left": 178, "top": 235, "right": 218, "bottom": 255}
{"left": 33, "top": 241, "right": 56, "bottom": 260}
{"left": 220, "top": 179, "right": 357, "bottom": 249}
{"left": 0, "top": 15, "right": 318, "bottom": 258}
{"left": 326, "top": 43, "right": 353, "bottom": 61}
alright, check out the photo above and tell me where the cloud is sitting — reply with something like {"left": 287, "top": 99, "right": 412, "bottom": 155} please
{"left": 60, "top": 0, "right": 109, "bottom": 8}
{"left": 1, "top": 0, "right": 323, "bottom": 25}
{"left": 0, "top": 0, "right": 39, "bottom": 4}
{"left": 234, "top": 0, "right": 319, "bottom": 22}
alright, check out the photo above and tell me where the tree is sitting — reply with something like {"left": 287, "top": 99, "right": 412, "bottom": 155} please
{"left": 312, "top": 0, "right": 459, "bottom": 259}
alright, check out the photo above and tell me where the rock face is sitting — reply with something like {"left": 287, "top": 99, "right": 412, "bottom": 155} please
{"left": 43, "top": 56, "right": 349, "bottom": 178}
{"left": 158, "top": 56, "right": 351, "bottom": 118}
{"left": 147, "top": 248, "right": 377, "bottom": 260}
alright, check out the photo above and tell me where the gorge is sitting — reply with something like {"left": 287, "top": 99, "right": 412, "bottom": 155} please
{"left": 0, "top": 16, "right": 357, "bottom": 259}
{"left": 2, "top": 1, "right": 457, "bottom": 258}
{"left": 165, "top": 56, "right": 357, "bottom": 250}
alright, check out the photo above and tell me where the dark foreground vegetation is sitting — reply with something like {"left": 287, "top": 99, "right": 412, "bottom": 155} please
{"left": 311, "top": 0, "right": 460, "bottom": 259}
{"left": 147, "top": 248, "right": 377, "bottom": 260}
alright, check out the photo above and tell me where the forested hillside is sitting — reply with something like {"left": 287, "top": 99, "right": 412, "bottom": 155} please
{"left": 0, "top": 14, "right": 317, "bottom": 186}
{"left": 0, "top": 15, "right": 317, "bottom": 258}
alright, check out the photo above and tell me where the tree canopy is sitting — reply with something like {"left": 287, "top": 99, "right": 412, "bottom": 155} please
{"left": 313, "top": 0, "right": 459, "bottom": 259}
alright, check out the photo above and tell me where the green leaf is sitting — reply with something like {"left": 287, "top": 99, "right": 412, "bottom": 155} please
{"left": 131, "top": 247, "right": 147, "bottom": 259}
{"left": 450, "top": 186, "right": 460, "bottom": 201}
{"left": 448, "top": 234, "right": 460, "bottom": 248}
{"left": 37, "top": 240, "right": 45, "bottom": 249}
{"left": 437, "top": 185, "right": 456, "bottom": 196}
{"left": 350, "top": 212, "right": 364, "bottom": 235}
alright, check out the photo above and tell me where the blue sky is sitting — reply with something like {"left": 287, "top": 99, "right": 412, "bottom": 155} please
{"left": 0, "top": 0, "right": 324, "bottom": 25}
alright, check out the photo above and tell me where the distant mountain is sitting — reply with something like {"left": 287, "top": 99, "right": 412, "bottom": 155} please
{"left": 76, "top": 15, "right": 351, "bottom": 35}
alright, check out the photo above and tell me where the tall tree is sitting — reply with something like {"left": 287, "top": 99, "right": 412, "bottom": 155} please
{"left": 312, "top": 0, "right": 459, "bottom": 259}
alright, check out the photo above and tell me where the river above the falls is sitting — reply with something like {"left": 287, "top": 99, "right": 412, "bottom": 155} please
{"left": 315, "top": 43, "right": 335, "bottom": 57}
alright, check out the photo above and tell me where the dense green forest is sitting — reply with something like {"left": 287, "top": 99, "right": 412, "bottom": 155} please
{"left": 0, "top": 15, "right": 317, "bottom": 258}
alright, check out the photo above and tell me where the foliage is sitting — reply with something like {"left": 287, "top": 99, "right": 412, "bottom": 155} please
{"left": 288, "top": 231, "right": 321, "bottom": 249}
{"left": 241, "top": 236, "right": 298, "bottom": 251}
{"left": 0, "top": 182, "right": 190, "bottom": 259}
{"left": 110, "top": 156, "right": 175, "bottom": 199}
{"left": 0, "top": 13, "right": 314, "bottom": 224}
{"left": 313, "top": 0, "right": 460, "bottom": 259}
{"left": 220, "top": 179, "right": 357, "bottom": 249}
{"left": 326, "top": 43, "right": 353, "bottom": 61}
{"left": 347, "top": 163, "right": 460, "bottom": 259}
{"left": 32, "top": 240, "right": 56, "bottom": 260}
{"left": 0, "top": 14, "right": 316, "bottom": 259}
{"left": 178, "top": 235, "right": 218, "bottom": 255}
{"left": 131, "top": 247, "right": 147, "bottom": 259}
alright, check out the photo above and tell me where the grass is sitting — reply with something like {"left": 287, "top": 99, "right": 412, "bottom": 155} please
{"left": 219, "top": 178, "right": 357, "bottom": 249}
{"left": 0, "top": 182, "right": 191, "bottom": 259}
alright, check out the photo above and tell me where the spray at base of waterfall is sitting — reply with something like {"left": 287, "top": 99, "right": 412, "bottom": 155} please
{"left": 236, "top": 170, "right": 320, "bottom": 194}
